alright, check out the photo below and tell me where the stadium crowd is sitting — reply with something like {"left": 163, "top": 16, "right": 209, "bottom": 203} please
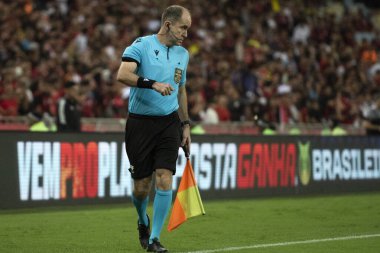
{"left": 1, "top": 0, "right": 380, "bottom": 128}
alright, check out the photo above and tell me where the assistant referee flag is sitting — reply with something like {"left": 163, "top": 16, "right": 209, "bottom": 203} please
{"left": 167, "top": 158, "right": 205, "bottom": 231}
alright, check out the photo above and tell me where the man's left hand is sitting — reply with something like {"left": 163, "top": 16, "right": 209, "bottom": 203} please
{"left": 181, "top": 125, "right": 191, "bottom": 156}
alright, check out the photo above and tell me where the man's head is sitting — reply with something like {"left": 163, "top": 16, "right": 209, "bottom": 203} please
{"left": 161, "top": 5, "right": 191, "bottom": 46}
{"left": 64, "top": 81, "right": 80, "bottom": 100}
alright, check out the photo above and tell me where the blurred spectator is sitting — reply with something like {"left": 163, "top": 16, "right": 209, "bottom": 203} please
{"left": 362, "top": 95, "right": 380, "bottom": 135}
{"left": 56, "top": 81, "right": 82, "bottom": 132}
{"left": 254, "top": 114, "right": 277, "bottom": 135}
{"left": 29, "top": 112, "right": 57, "bottom": 132}
{"left": 0, "top": 79, "right": 19, "bottom": 116}
{"left": 226, "top": 84, "right": 245, "bottom": 121}
{"left": 200, "top": 101, "right": 219, "bottom": 124}
{"left": 214, "top": 95, "right": 231, "bottom": 122}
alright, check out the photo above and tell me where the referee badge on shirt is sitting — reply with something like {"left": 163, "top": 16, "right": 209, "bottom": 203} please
{"left": 174, "top": 68, "right": 183, "bottom": 84}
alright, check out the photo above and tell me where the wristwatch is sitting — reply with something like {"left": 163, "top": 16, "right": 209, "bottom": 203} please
{"left": 181, "top": 120, "right": 191, "bottom": 127}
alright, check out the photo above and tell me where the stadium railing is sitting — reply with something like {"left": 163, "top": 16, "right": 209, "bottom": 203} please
{"left": 0, "top": 116, "right": 365, "bottom": 135}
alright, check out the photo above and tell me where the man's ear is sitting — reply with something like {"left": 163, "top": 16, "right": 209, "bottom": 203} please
{"left": 165, "top": 21, "right": 171, "bottom": 30}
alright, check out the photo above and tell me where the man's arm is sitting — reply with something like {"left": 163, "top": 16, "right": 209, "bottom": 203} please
{"left": 363, "top": 119, "right": 380, "bottom": 132}
{"left": 178, "top": 85, "right": 191, "bottom": 153}
{"left": 116, "top": 61, "right": 139, "bottom": 87}
{"left": 116, "top": 62, "right": 174, "bottom": 96}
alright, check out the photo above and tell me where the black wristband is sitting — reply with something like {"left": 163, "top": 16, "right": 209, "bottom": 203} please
{"left": 181, "top": 120, "right": 191, "bottom": 127}
{"left": 137, "top": 77, "right": 156, "bottom": 89}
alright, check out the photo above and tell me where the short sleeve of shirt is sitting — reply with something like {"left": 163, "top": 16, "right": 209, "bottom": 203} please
{"left": 180, "top": 51, "right": 189, "bottom": 86}
{"left": 122, "top": 38, "right": 144, "bottom": 65}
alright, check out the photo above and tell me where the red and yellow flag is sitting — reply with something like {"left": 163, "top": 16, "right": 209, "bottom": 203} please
{"left": 167, "top": 159, "right": 205, "bottom": 231}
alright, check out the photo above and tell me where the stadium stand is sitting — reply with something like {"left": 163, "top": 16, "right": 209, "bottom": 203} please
{"left": 0, "top": 0, "right": 379, "bottom": 134}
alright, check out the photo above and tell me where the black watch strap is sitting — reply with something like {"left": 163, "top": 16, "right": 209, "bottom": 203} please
{"left": 137, "top": 77, "right": 156, "bottom": 89}
{"left": 181, "top": 120, "right": 191, "bottom": 127}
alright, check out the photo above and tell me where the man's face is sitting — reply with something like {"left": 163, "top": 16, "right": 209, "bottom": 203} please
{"left": 168, "top": 11, "right": 191, "bottom": 46}
{"left": 66, "top": 84, "right": 80, "bottom": 100}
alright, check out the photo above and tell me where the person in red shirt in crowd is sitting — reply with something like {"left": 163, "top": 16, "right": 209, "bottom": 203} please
{"left": 0, "top": 81, "right": 19, "bottom": 116}
{"left": 214, "top": 94, "right": 231, "bottom": 121}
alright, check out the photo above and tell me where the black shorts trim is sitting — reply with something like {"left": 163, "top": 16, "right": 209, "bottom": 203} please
{"left": 128, "top": 111, "right": 178, "bottom": 119}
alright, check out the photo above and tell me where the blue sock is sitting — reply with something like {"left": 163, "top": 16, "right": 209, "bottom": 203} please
{"left": 149, "top": 189, "right": 173, "bottom": 243}
{"left": 132, "top": 194, "right": 149, "bottom": 226}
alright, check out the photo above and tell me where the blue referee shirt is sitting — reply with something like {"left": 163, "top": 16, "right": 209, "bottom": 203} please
{"left": 122, "top": 34, "right": 189, "bottom": 116}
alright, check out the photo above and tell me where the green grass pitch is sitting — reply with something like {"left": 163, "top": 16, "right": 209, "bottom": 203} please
{"left": 1, "top": 192, "right": 380, "bottom": 253}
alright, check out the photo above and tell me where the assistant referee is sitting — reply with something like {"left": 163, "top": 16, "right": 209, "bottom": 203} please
{"left": 116, "top": 5, "right": 192, "bottom": 253}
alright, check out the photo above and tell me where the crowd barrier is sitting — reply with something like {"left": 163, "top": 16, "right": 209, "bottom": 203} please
{"left": 1, "top": 132, "right": 379, "bottom": 209}
{"left": 0, "top": 116, "right": 365, "bottom": 135}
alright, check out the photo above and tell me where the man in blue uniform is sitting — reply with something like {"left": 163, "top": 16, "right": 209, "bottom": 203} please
{"left": 116, "top": 5, "right": 192, "bottom": 253}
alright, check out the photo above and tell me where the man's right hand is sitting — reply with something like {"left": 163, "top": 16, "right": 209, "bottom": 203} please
{"left": 152, "top": 82, "right": 174, "bottom": 96}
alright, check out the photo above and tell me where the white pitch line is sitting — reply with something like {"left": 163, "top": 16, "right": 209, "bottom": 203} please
{"left": 181, "top": 233, "right": 380, "bottom": 253}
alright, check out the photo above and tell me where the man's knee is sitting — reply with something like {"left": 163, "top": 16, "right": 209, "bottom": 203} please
{"left": 133, "top": 176, "right": 152, "bottom": 199}
{"left": 155, "top": 169, "right": 173, "bottom": 190}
